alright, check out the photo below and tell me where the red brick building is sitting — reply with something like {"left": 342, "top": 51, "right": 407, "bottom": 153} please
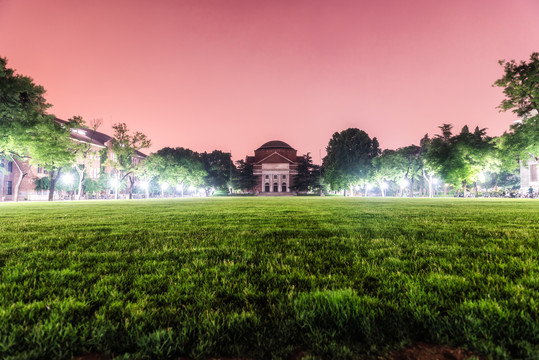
{"left": 246, "top": 140, "right": 304, "bottom": 194}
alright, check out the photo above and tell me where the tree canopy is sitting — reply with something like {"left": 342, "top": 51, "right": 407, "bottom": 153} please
{"left": 495, "top": 53, "right": 539, "bottom": 163}
{"left": 323, "top": 128, "right": 380, "bottom": 194}
{"left": 108, "top": 122, "right": 151, "bottom": 199}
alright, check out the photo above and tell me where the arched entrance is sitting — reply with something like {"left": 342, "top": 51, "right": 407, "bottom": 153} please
{"left": 273, "top": 183, "right": 278, "bottom": 192}
{"left": 282, "top": 183, "right": 287, "bottom": 192}
{"left": 265, "top": 183, "right": 270, "bottom": 192}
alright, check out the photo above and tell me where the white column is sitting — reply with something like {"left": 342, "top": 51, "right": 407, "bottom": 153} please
{"left": 287, "top": 174, "right": 289, "bottom": 192}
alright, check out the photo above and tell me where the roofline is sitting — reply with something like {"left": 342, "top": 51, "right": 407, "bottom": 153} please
{"left": 254, "top": 151, "right": 296, "bottom": 165}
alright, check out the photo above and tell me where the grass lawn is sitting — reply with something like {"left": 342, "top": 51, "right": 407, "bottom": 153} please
{"left": 0, "top": 197, "right": 538, "bottom": 359}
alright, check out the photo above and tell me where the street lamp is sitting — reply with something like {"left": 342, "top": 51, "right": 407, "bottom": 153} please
{"left": 61, "top": 173, "right": 74, "bottom": 186}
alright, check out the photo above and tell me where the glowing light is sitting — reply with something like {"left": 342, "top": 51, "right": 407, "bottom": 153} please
{"left": 366, "top": 183, "right": 373, "bottom": 190}
{"left": 61, "top": 173, "right": 74, "bottom": 185}
{"left": 432, "top": 178, "right": 439, "bottom": 184}
{"left": 381, "top": 182, "right": 388, "bottom": 190}
{"left": 176, "top": 184, "right": 183, "bottom": 192}
{"left": 139, "top": 181, "right": 149, "bottom": 189}
{"left": 399, "top": 179, "right": 409, "bottom": 188}
{"left": 110, "top": 178, "right": 119, "bottom": 188}
{"left": 188, "top": 186, "right": 195, "bottom": 192}
{"left": 478, "top": 173, "right": 486, "bottom": 182}
{"left": 160, "top": 182, "right": 169, "bottom": 190}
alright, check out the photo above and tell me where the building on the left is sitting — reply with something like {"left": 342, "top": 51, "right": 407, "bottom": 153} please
{"left": 0, "top": 118, "right": 145, "bottom": 201}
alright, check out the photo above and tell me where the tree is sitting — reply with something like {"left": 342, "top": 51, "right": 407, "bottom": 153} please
{"left": 201, "top": 150, "right": 234, "bottom": 196}
{"left": 292, "top": 153, "right": 321, "bottom": 192}
{"left": 28, "top": 117, "right": 83, "bottom": 201}
{"left": 0, "top": 57, "right": 52, "bottom": 201}
{"left": 420, "top": 134, "right": 438, "bottom": 198}
{"left": 108, "top": 123, "right": 151, "bottom": 199}
{"left": 70, "top": 117, "right": 102, "bottom": 200}
{"left": 425, "top": 124, "right": 495, "bottom": 197}
{"left": 494, "top": 53, "right": 539, "bottom": 174}
{"left": 394, "top": 145, "right": 424, "bottom": 197}
{"left": 323, "top": 128, "right": 380, "bottom": 195}
{"left": 494, "top": 52, "right": 539, "bottom": 118}
{"left": 133, "top": 154, "right": 160, "bottom": 198}
{"left": 232, "top": 159, "right": 257, "bottom": 192}
{"left": 150, "top": 147, "right": 206, "bottom": 197}
{"left": 372, "top": 150, "right": 402, "bottom": 197}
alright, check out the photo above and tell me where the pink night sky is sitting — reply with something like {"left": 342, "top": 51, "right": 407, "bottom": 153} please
{"left": 1, "top": 0, "right": 538, "bottom": 162}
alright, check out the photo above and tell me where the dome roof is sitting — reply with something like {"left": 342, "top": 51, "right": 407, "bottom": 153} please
{"left": 257, "top": 140, "right": 294, "bottom": 150}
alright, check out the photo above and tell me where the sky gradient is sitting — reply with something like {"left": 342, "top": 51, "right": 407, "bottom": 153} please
{"left": 1, "top": 0, "right": 538, "bottom": 162}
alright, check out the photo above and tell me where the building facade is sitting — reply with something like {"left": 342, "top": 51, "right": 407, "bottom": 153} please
{"left": 246, "top": 140, "right": 304, "bottom": 194}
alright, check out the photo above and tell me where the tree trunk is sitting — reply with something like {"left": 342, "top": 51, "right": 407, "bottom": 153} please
{"left": 9, "top": 155, "right": 27, "bottom": 202}
{"left": 48, "top": 168, "right": 62, "bottom": 201}
{"left": 75, "top": 166, "right": 85, "bottom": 201}
{"left": 409, "top": 177, "right": 414, "bottom": 197}
{"left": 127, "top": 175, "right": 134, "bottom": 199}
{"left": 422, "top": 170, "right": 433, "bottom": 198}
{"left": 378, "top": 181, "right": 385, "bottom": 197}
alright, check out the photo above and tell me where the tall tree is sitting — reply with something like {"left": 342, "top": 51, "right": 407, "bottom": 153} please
{"left": 425, "top": 124, "right": 495, "bottom": 197}
{"left": 108, "top": 123, "right": 151, "bottom": 199}
{"left": 292, "top": 153, "right": 321, "bottom": 192}
{"left": 494, "top": 53, "right": 539, "bottom": 172}
{"left": 420, "top": 134, "right": 438, "bottom": 198}
{"left": 494, "top": 52, "right": 539, "bottom": 118}
{"left": 394, "top": 145, "right": 424, "bottom": 197}
{"left": 201, "top": 150, "right": 234, "bottom": 196}
{"left": 151, "top": 147, "right": 206, "bottom": 197}
{"left": 71, "top": 117, "right": 102, "bottom": 200}
{"left": 28, "top": 117, "right": 83, "bottom": 201}
{"left": 232, "top": 159, "right": 257, "bottom": 192}
{"left": 323, "top": 128, "right": 380, "bottom": 195}
{"left": 372, "top": 150, "right": 403, "bottom": 197}
{"left": 0, "top": 57, "right": 51, "bottom": 201}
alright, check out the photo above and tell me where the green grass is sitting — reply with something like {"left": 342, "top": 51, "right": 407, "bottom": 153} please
{"left": 0, "top": 198, "right": 538, "bottom": 359}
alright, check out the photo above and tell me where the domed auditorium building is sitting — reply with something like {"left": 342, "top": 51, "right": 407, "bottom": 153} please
{"left": 246, "top": 140, "right": 304, "bottom": 194}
